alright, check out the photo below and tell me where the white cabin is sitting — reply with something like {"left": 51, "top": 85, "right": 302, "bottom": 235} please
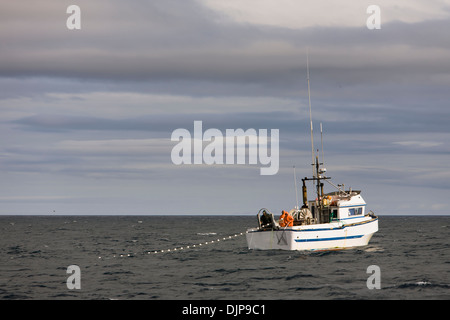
{"left": 307, "top": 191, "right": 368, "bottom": 224}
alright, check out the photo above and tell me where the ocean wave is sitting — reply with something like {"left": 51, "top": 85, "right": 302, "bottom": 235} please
{"left": 396, "top": 281, "right": 450, "bottom": 289}
{"left": 285, "top": 273, "right": 315, "bottom": 281}
{"left": 364, "top": 246, "right": 384, "bottom": 253}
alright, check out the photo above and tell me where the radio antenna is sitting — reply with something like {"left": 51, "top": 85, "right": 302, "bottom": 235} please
{"left": 293, "top": 166, "right": 299, "bottom": 209}
{"left": 320, "top": 122, "right": 325, "bottom": 166}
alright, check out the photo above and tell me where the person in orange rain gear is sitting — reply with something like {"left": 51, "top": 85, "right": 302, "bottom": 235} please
{"left": 285, "top": 212, "right": 294, "bottom": 227}
{"left": 279, "top": 210, "right": 288, "bottom": 227}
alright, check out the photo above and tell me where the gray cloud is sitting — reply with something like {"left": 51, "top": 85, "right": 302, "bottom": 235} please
{"left": 2, "top": 1, "right": 450, "bottom": 86}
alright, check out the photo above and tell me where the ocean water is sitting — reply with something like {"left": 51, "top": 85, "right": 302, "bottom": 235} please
{"left": 0, "top": 215, "right": 449, "bottom": 300}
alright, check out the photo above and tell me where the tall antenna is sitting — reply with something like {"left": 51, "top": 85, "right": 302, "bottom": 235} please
{"left": 293, "top": 166, "right": 299, "bottom": 209}
{"left": 320, "top": 122, "right": 325, "bottom": 166}
{"left": 307, "top": 52, "right": 315, "bottom": 177}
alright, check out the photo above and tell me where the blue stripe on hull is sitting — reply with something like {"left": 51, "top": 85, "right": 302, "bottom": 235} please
{"left": 287, "top": 217, "right": 378, "bottom": 232}
{"left": 294, "top": 234, "right": 364, "bottom": 243}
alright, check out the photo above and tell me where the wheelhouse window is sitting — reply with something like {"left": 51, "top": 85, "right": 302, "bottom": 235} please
{"left": 330, "top": 209, "right": 338, "bottom": 220}
{"left": 348, "top": 207, "right": 363, "bottom": 216}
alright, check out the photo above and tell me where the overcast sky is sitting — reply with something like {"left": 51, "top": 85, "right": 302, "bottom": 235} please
{"left": 1, "top": 0, "right": 450, "bottom": 215}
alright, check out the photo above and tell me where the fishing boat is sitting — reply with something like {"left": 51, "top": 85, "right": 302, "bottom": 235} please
{"left": 246, "top": 59, "right": 378, "bottom": 251}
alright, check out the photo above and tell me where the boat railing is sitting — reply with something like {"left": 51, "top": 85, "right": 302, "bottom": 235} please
{"left": 367, "top": 210, "right": 377, "bottom": 218}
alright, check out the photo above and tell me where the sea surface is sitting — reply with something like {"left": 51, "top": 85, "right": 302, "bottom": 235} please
{"left": 0, "top": 215, "right": 449, "bottom": 300}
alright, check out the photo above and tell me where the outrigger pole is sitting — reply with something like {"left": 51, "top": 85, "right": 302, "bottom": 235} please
{"left": 293, "top": 166, "right": 299, "bottom": 209}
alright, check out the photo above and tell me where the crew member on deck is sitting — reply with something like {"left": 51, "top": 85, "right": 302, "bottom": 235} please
{"left": 285, "top": 212, "right": 294, "bottom": 227}
{"left": 279, "top": 210, "right": 288, "bottom": 227}
{"left": 260, "top": 210, "right": 271, "bottom": 228}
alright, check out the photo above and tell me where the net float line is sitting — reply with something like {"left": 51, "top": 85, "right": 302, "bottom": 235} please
{"left": 148, "top": 232, "right": 246, "bottom": 254}
{"left": 97, "top": 231, "right": 247, "bottom": 259}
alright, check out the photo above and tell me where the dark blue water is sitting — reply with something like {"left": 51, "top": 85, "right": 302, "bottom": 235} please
{"left": 0, "top": 215, "right": 449, "bottom": 299}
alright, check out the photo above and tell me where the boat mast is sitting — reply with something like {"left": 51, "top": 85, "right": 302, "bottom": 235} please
{"left": 307, "top": 53, "right": 315, "bottom": 177}
{"left": 306, "top": 53, "right": 321, "bottom": 202}
{"left": 302, "top": 53, "right": 331, "bottom": 222}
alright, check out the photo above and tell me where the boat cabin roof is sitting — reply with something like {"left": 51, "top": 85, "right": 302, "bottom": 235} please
{"left": 324, "top": 190, "right": 361, "bottom": 202}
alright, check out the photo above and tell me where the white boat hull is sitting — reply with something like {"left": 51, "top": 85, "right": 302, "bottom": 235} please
{"left": 246, "top": 217, "right": 378, "bottom": 251}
